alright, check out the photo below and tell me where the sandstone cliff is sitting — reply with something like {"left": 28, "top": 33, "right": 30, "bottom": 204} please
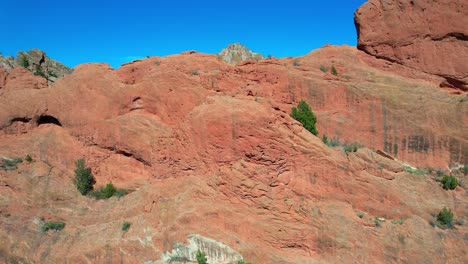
{"left": 0, "top": 48, "right": 466, "bottom": 263}
{"left": 355, "top": 0, "right": 468, "bottom": 91}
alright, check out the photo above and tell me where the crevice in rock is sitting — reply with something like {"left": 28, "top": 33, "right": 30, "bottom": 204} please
{"left": 432, "top": 32, "right": 468, "bottom": 41}
{"left": 440, "top": 77, "right": 467, "bottom": 91}
{"left": 10, "top": 117, "right": 31, "bottom": 124}
{"left": 37, "top": 115, "right": 62, "bottom": 127}
{"left": 103, "top": 146, "right": 151, "bottom": 166}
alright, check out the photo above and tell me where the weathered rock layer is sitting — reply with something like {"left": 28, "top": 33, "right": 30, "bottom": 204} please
{"left": 355, "top": 0, "right": 468, "bottom": 90}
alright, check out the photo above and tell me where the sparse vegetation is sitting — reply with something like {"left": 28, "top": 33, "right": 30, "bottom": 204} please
{"left": 403, "top": 166, "right": 426, "bottom": 175}
{"left": 155, "top": 61, "right": 161, "bottom": 66}
{"left": 374, "top": 218, "right": 383, "bottom": 227}
{"left": 293, "top": 60, "right": 301, "bottom": 66}
{"left": 391, "top": 218, "right": 405, "bottom": 225}
{"left": 325, "top": 137, "right": 341, "bottom": 147}
{"left": 322, "top": 134, "right": 328, "bottom": 145}
{"left": 322, "top": 136, "right": 361, "bottom": 152}
{"left": 88, "top": 182, "right": 128, "bottom": 199}
{"left": 320, "top": 65, "right": 328, "bottom": 73}
{"left": 237, "top": 260, "right": 252, "bottom": 264}
{"left": 122, "top": 221, "right": 131, "bottom": 232}
{"left": 41, "top": 221, "right": 65, "bottom": 232}
{"left": 20, "top": 56, "right": 29, "bottom": 68}
{"left": 331, "top": 65, "right": 338, "bottom": 76}
{"left": 25, "top": 154, "right": 33, "bottom": 163}
{"left": 73, "top": 159, "right": 96, "bottom": 195}
{"left": 357, "top": 212, "right": 365, "bottom": 218}
{"left": 463, "top": 164, "right": 468, "bottom": 175}
{"left": 436, "top": 207, "right": 454, "bottom": 228}
{"left": 290, "top": 100, "right": 318, "bottom": 136}
{"left": 47, "top": 70, "right": 58, "bottom": 78}
{"left": 191, "top": 70, "right": 199, "bottom": 75}
{"left": 195, "top": 250, "right": 208, "bottom": 264}
{"left": 0, "top": 157, "right": 23, "bottom": 170}
{"left": 441, "top": 175, "right": 458, "bottom": 190}
{"left": 343, "top": 143, "right": 361, "bottom": 153}
{"left": 34, "top": 65, "right": 47, "bottom": 78}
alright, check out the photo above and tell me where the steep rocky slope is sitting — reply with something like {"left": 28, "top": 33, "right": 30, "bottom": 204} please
{"left": 0, "top": 48, "right": 466, "bottom": 263}
{"left": 355, "top": 0, "right": 468, "bottom": 91}
{"left": 218, "top": 43, "right": 264, "bottom": 64}
{"left": 0, "top": 49, "right": 72, "bottom": 89}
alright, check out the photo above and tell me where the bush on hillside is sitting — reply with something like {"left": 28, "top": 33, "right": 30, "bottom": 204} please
{"left": 88, "top": 182, "right": 128, "bottom": 199}
{"left": 437, "top": 207, "right": 454, "bottom": 228}
{"left": 331, "top": 65, "right": 338, "bottom": 76}
{"left": 42, "top": 221, "right": 65, "bottom": 232}
{"left": 441, "top": 175, "right": 458, "bottom": 190}
{"left": 122, "top": 221, "right": 131, "bottom": 232}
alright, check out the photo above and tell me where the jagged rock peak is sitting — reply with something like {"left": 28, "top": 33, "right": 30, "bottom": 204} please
{"left": 218, "top": 43, "right": 264, "bottom": 64}
{"left": 0, "top": 49, "right": 72, "bottom": 83}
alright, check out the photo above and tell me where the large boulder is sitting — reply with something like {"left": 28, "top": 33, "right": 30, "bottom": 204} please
{"left": 355, "top": 0, "right": 468, "bottom": 90}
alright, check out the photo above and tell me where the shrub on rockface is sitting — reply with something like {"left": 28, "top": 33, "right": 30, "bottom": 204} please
{"left": 20, "top": 55, "right": 30, "bottom": 68}
{"left": 291, "top": 100, "right": 318, "bottom": 136}
{"left": 88, "top": 182, "right": 128, "bottom": 199}
{"left": 73, "top": 159, "right": 96, "bottom": 195}
{"left": 42, "top": 221, "right": 65, "bottom": 232}
{"left": 441, "top": 175, "right": 458, "bottom": 190}
{"left": 437, "top": 207, "right": 454, "bottom": 228}
{"left": 196, "top": 250, "right": 207, "bottom": 264}
{"left": 331, "top": 65, "right": 338, "bottom": 76}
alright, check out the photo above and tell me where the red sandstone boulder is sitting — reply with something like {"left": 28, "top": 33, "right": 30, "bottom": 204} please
{"left": 1, "top": 67, "right": 48, "bottom": 90}
{"left": 355, "top": 0, "right": 468, "bottom": 90}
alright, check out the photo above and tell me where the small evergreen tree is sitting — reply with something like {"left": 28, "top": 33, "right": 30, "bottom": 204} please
{"left": 291, "top": 100, "right": 318, "bottom": 136}
{"left": 122, "top": 221, "right": 131, "bottom": 232}
{"left": 331, "top": 65, "right": 338, "bottom": 76}
{"left": 196, "top": 250, "right": 208, "bottom": 264}
{"left": 73, "top": 159, "right": 95, "bottom": 195}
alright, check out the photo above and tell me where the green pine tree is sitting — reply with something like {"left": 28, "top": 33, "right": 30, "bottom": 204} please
{"left": 73, "top": 159, "right": 96, "bottom": 195}
{"left": 291, "top": 100, "right": 318, "bottom": 136}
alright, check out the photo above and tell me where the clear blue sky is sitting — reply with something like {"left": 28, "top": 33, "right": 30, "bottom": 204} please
{"left": 0, "top": 0, "right": 367, "bottom": 68}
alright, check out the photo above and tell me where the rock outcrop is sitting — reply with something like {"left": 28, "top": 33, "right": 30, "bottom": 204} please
{"left": 0, "top": 48, "right": 466, "bottom": 263}
{"left": 355, "top": 0, "right": 468, "bottom": 91}
{"left": 218, "top": 43, "right": 264, "bottom": 64}
{"left": 0, "top": 49, "right": 72, "bottom": 88}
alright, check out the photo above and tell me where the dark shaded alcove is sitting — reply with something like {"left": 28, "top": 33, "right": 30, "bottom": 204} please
{"left": 37, "top": 115, "right": 62, "bottom": 127}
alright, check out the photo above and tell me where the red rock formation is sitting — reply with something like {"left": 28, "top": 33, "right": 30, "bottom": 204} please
{"left": 2, "top": 67, "right": 48, "bottom": 90}
{"left": 0, "top": 48, "right": 466, "bottom": 263}
{"left": 355, "top": 0, "right": 468, "bottom": 91}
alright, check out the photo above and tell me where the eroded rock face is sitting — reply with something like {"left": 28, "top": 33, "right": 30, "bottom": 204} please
{"left": 218, "top": 43, "right": 264, "bottom": 64}
{"left": 0, "top": 48, "right": 466, "bottom": 263}
{"left": 355, "top": 0, "right": 468, "bottom": 90}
